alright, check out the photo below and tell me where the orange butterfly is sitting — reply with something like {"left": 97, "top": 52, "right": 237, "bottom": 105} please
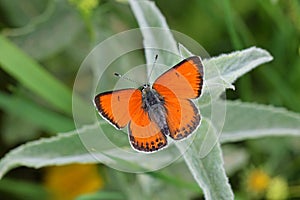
{"left": 94, "top": 56, "right": 204, "bottom": 153}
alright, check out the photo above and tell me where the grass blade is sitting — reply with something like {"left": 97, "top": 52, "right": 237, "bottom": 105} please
{"left": 0, "top": 178, "right": 48, "bottom": 200}
{"left": 0, "top": 92, "right": 74, "bottom": 132}
{"left": 0, "top": 35, "right": 73, "bottom": 115}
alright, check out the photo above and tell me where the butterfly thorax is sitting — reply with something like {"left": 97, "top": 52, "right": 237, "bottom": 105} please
{"left": 141, "top": 85, "right": 170, "bottom": 136}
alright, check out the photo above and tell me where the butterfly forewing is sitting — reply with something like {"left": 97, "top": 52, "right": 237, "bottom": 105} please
{"left": 94, "top": 89, "right": 137, "bottom": 129}
{"left": 153, "top": 56, "right": 203, "bottom": 99}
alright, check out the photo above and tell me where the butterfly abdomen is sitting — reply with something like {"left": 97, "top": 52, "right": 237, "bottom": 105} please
{"left": 142, "top": 87, "right": 170, "bottom": 136}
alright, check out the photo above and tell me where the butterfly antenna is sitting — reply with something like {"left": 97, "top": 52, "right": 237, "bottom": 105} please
{"left": 114, "top": 72, "right": 142, "bottom": 86}
{"left": 147, "top": 54, "right": 158, "bottom": 84}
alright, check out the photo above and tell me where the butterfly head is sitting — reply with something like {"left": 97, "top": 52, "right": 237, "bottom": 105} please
{"left": 140, "top": 83, "right": 151, "bottom": 94}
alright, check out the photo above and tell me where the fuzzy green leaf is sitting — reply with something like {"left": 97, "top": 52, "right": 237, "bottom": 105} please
{"left": 176, "top": 119, "right": 234, "bottom": 199}
{"left": 205, "top": 46, "right": 273, "bottom": 86}
{"left": 220, "top": 100, "right": 300, "bottom": 143}
{"left": 203, "top": 46, "right": 273, "bottom": 104}
{"left": 0, "top": 126, "right": 95, "bottom": 179}
{"left": 129, "top": 0, "right": 179, "bottom": 80}
{"left": 0, "top": 124, "right": 177, "bottom": 179}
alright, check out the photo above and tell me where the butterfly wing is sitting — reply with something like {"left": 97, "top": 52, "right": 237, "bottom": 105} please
{"left": 153, "top": 56, "right": 203, "bottom": 99}
{"left": 156, "top": 85, "right": 201, "bottom": 139}
{"left": 152, "top": 56, "right": 203, "bottom": 140}
{"left": 128, "top": 90, "right": 167, "bottom": 152}
{"left": 94, "top": 88, "right": 167, "bottom": 152}
{"left": 94, "top": 89, "right": 137, "bottom": 129}
{"left": 167, "top": 99, "right": 200, "bottom": 140}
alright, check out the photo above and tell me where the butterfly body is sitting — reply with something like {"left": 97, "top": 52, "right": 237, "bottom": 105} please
{"left": 141, "top": 85, "right": 170, "bottom": 136}
{"left": 94, "top": 56, "right": 204, "bottom": 153}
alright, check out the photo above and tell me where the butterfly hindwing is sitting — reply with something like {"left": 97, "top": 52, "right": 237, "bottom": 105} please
{"left": 165, "top": 98, "right": 200, "bottom": 140}
{"left": 128, "top": 91, "right": 167, "bottom": 152}
{"left": 153, "top": 85, "right": 200, "bottom": 139}
{"left": 94, "top": 89, "right": 138, "bottom": 129}
{"left": 128, "top": 121, "right": 167, "bottom": 152}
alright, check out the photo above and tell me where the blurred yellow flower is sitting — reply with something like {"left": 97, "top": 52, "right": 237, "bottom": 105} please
{"left": 246, "top": 168, "right": 270, "bottom": 194}
{"left": 266, "top": 177, "right": 289, "bottom": 200}
{"left": 44, "top": 164, "right": 103, "bottom": 200}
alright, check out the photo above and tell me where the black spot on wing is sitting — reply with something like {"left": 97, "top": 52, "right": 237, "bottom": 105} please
{"left": 128, "top": 122, "right": 167, "bottom": 152}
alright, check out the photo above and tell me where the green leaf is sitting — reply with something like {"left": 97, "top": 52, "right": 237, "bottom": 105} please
{"left": 220, "top": 100, "right": 300, "bottom": 143}
{"left": 0, "top": 178, "right": 48, "bottom": 200}
{"left": 0, "top": 126, "right": 95, "bottom": 179}
{"left": 147, "top": 171, "right": 201, "bottom": 193}
{"left": 0, "top": 124, "right": 178, "bottom": 179}
{"left": 133, "top": 173, "right": 198, "bottom": 200}
{"left": 202, "top": 46, "right": 273, "bottom": 102}
{"left": 222, "top": 145, "right": 249, "bottom": 175}
{"left": 0, "top": 35, "right": 73, "bottom": 115}
{"left": 176, "top": 119, "right": 234, "bottom": 200}
{"left": 0, "top": 92, "right": 74, "bottom": 133}
{"left": 76, "top": 191, "right": 125, "bottom": 200}
{"left": 129, "top": 0, "right": 179, "bottom": 80}
{"left": 206, "top": 46, "right": 273, "bottom": 85}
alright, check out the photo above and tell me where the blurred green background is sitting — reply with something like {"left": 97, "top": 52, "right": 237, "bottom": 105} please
{"left": 0, "top": 0, "right": 299, "bottom": 199}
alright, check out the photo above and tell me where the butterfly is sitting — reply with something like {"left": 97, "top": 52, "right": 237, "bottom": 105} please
{"left": 94, "top": 56, "right": 204, "bottom": 153}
